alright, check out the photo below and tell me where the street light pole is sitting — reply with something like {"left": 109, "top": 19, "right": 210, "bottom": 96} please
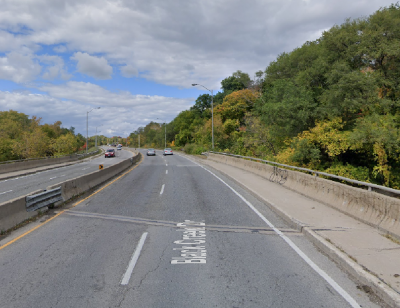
{"left": 192, "top": 84, "right": 214, "bottom": 149}
{"left": 95, "top": 125, "right": 102, "bottom": 148}
{"left": 86, "top": 107, "right": 100, "bottom": 154}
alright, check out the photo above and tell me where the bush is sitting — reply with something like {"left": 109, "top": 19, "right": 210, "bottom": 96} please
{"left": 183, "top": 143, "right": 209, "bottom": 155}
{"left": 324, "top": 162, "right": 370, "bottom": 182}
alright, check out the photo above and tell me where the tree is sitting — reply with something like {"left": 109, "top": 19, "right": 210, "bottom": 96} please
{"left": 190, "top": 94, "right": 212, "bottom": 118}
{"left": 257, "top": 79, "right": 316, "bottom": 140}
{"left": 215, "top": 89, "right": 259, "bottom": 123}
{"left": 221, "top": 70, "right": 252, "bottom": 92}
{"left": 51, "top": 133, "right": 78, "bottom": 156}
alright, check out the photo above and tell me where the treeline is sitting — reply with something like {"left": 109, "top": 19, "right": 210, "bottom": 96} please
{"left": 0, "top": 110, "right": 108, "bottom": 161}
{"left": 129, "top": 4, "right": 400, "bottom": 188}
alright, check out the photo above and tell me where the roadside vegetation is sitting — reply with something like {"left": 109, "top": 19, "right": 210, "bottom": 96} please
{"left": 0, "top": 111, "right": 111, "bottom": 161}
{"left": 129, "top": 4, "right": 400, "bottom": 189}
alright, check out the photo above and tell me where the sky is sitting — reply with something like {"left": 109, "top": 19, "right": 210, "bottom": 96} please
{"left": 0, "top": 0, "right": 396, "bottom": 138}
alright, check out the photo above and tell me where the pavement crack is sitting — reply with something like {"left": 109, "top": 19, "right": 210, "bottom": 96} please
{"left": 135, "top": 243, "right": 169, "bottom": 291}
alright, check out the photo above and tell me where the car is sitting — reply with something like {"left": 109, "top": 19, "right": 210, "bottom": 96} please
{"left": 105, "top": 148, "right": 116, "bottom": 158}
{"left": 163, "top": 148, "right": 173, "bottom": 155}
{"left": 147, "top": 148, "right": 156, "bottom": 156}
{"left": 117, "top": 145, "right": 122, "bottom": 150}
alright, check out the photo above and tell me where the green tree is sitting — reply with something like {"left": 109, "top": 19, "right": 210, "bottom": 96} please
{"left": 190, "top": 94, "right": 212, "bottom": 118}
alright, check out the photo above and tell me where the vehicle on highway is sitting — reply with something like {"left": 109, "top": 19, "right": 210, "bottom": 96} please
{"left": 147, "top": 148, "right": 156, "bottom": 156}
{"left": 105, "top": 149, "right": 116, "bottom": 157}
{"left": 117, "top": 144, "right": 122, "bottom": 150}
{"left": 163, "top": 148, "right": 173, "bottom": 155}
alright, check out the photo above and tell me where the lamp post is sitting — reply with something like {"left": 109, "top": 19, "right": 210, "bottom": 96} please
{"left": 192, "top": 83, "right": 214, "bottom": 149}
{"left": 86, "top": 107, "right": 100, "bottom": 154}
{"left": 95, "top": 125, "right": 102, "bottom": 148}
{"left": 157, "top": 118, "right": 167, "bottom": 148}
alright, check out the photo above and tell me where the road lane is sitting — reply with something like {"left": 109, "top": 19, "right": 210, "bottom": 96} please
{"left": 0, "top": 150, "right": 383, "bottom": 308}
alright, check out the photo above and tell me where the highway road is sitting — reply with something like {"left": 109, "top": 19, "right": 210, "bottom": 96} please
{"left": 0, "top": 150, "right": 383, "bottom": 307}
{"left": 0, "top": 147, "right": 133, "bottom": 204}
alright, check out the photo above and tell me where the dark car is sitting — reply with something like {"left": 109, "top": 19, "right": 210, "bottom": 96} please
{"left": 105, "top": 149, "right": 116, "bottom": 158}
{"left": 147, "top": 148, "right": 156, "bottom": 156}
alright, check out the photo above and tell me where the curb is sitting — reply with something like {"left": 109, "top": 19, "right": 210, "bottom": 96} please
{"left": 303, "top": 228, "right": 400, "bottom": 308}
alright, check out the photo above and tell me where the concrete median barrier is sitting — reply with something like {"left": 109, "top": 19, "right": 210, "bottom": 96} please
{"left": 0, "top": 190, "right": 44, "bottom": 231}
{"left": 0, "top": 153, "right": 141, "bottom": 232}
{"left": 0, "top": 150, "right": 103, "bottom": 175}
{"left": 50, "top": 154, "right": 141, "bottom": 201}
{"left": 208, "top": 153, "right": 400, "bottom": 238}
{"left": 0, "top": 156, "right": 79, "bottom": 175}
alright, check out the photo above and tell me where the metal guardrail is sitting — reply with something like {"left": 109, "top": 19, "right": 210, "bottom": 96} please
{"left": 209, "top": 151, "right": 400, "bottom": 196}
{"left": 26, "top": 187, "right": 63, "bottom": 212}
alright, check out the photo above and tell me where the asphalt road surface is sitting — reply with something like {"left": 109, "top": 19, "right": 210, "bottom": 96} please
{"left": 0, "top": 147, "right": 133, "bottom": 203}
{"left": 0, "top": 150, "right": 383, "bottom": 308}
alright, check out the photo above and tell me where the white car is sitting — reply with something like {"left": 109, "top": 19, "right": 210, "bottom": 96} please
{"left": 163, "top": 148, "right": 173, "bottom": 155}
{"left": 117, "top": 145, "right": 122, "bottom": 150}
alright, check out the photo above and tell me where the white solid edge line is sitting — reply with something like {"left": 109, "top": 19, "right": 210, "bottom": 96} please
{"left": 184, "top": 156, "right": 360, "bottom": 308}
{"left": 0, "top": 190, "right": 12, "bottom": 195}
{"left": 121, "top": 232, "right": 148, "bottom": 285}
{"left": 160, "top": 184, "right": 165, "bottom": 195}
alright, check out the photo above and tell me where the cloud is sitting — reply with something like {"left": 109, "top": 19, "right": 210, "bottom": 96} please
{"left": 120, "top": 64, "right": 139, "bottom": 78}
{"left": 71, "top": 52, "right": 113, "bottom": 79}
{"left": 0, "top": 52, "right": 41, "bottom": 83}
{"left": 0, "top": 0, "right": 395, "bottom": 89}
{"left": 37, "top": 54, "right": 71, "bottom": 80}
{"left": 0, "top": 81, "right": 194, "bottom": 136}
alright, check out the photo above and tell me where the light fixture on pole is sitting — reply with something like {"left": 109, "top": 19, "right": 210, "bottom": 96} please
{"left": 192, "top": 83, "right": 214, "bottom": 149}
{"left": 86, "top": 107, "right": 100, "bottom": 154}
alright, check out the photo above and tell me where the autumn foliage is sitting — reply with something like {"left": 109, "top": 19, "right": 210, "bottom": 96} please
{"left": 0, "top": 110, "right": 84, "bottom": 161}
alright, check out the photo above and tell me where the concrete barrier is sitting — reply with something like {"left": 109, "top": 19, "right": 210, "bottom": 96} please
{"left": 0, "top": 190, "right": 43, "bottom": 231}
{"left": 0, "top": 150, "right": 103, "bottom": 175}
{"left": 0, "top": 153, "right": 141, "bottom": 232}
{"left": 208, "top": 153, "right": 400, "bottom": 238}
{"left": 49, "top": 154, "right": 141, "bottom": 201}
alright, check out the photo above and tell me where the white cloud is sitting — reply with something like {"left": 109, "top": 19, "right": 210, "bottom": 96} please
{"left": 0, "top": 52, "right": 41, "bottom": 83}
{"left": 2, "top": 81, "right": 193, "bottom": 136}
{"left": 71, "top": 52, "right": 113, "bottom": 79}
{"left": 37, "top": 54, "right": 71, "bottom": 80}
{"left": 0, "top": 0, "right": 395, "bottom": 88}
{"left": 120, "top": 64, "right": 139, "bottom": 78}
{"left": 0, "top": 87, "right": 193, "bottom": 137}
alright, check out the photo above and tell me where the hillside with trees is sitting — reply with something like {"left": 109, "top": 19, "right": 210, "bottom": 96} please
{"left": 130, "top": 4, "right": 400, "bottom": 188}
{"left": 0, "top": 110, "right": 108, "bottom": 161}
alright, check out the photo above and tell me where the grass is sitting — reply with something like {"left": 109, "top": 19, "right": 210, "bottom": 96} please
{"left": 382, "top": 233, "right": 400, "bottom": 245}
